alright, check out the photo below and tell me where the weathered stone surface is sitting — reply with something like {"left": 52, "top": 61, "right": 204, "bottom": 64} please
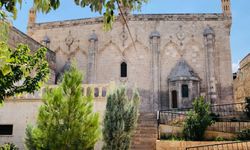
{"left": 234, "top": 53, "right": 250, "bottom": 102}
{"left": 27, "top": 13, "right": 233, "bottom": 111}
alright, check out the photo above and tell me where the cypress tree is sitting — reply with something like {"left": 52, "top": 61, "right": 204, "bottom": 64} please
{"left": 25, "top": 65, "right": 100, "bottom": 150}
{"left": 102, "top": 87, "right": 140, "bottom": 150}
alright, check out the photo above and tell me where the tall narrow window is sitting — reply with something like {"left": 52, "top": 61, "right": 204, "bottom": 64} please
{"left": 121, "top": 62, "right": 127, "bottom": 77}
{"left": 182, "top": 84, "right": 189, "bottom": 98}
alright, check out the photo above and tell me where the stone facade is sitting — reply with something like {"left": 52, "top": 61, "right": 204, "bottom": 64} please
{"left": 0, "top": 1, "right": 236, "bottom": 149}
{"left": 27, "top": 12, "right": 233, "bottom": 111}
{"left": 234, "top": 53, "right": 250, "bottom": 102}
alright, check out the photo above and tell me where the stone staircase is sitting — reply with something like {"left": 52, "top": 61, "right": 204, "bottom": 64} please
{"left": 131, "top": 112, "right": 158, "bottom": 150}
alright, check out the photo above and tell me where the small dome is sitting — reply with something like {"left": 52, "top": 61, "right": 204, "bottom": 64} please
{"left": 89, "top": 32, "right": 98, "bottom": 41}
{"left": 150, "top": 31, "right": 160, "bottom": 39}
{"left": 43, "top": 35, "right": 50, "bottom": 43}
{"left": 168, "top": 58, "right": 200, "bottom": 82}
{"left": 203, "top": 26, "right": 215, "bottom": 36}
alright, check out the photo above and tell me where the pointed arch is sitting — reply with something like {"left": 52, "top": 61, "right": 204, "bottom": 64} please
{"left": 161, "top": 41, "right": 181, "bottom": 59}
{"left": 123, "top": 40, "right": 150, "bottom": 55}
{"left": 120, "top": 61, "right": 127, "bottom": 77}
{"left": 98, "top": 40, "right": 122, "bottom": 55}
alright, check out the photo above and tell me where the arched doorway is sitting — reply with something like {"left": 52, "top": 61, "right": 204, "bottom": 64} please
{"left": 172, "top": 90, "right": 178, "bottom": 108}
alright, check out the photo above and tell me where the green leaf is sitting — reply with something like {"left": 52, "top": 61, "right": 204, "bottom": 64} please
{"left": 1, "top": 65, "right": 11, "bottom": 75}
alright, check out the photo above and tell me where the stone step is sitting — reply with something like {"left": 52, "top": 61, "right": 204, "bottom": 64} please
{"left": 135, "top": 129, "right": 157, "bottom": 134}
{"left": 132, "top": 137, "right": 157, "bottom": 142}
{"left": 133, "top": 129, "right": 157, "bottom": 134}
{"left": 138, "top": 124, "right": 157, "bottom": 128}
{"left": 138, "top": 119, "right": 156, "bottom": 122}
{"left": 131, "top": 144, "right": 155, "bottom": 150}
{"left": 133, "top": 133, "right": 158, "bottom": 138}
{"left": 131, "top": 112, "right": 157, "bottom": 150}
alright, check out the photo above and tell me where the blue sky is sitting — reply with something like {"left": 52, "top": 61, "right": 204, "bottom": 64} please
{"left": 12, "top": 0, "right": 250, "bottom": 72}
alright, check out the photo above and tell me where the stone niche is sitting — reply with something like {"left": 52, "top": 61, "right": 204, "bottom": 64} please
{"left": 168, "top": 58, "right": 200, "bottom": 109}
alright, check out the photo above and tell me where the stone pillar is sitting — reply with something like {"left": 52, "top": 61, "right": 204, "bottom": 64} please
{"left": 87, "top": 31, "right": 98, "bottom": 84}
{"left": 150, "top": 31, "right": 160, "bottom": 111}
{"left": 221, "top": 0, "right": 231, "bottom": 16}
{"left": 27, "top": 7, "right": 36, "bottom": 36}
{"left": 204, "top": 27, "right": 217, "bottom": 104}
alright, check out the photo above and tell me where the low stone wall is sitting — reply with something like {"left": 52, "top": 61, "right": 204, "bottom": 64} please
{"left": 156, "top": 141, "right": 246, "bottom": 150}
{"left": 159, "top": 125, "right": 236, "bottom": 140}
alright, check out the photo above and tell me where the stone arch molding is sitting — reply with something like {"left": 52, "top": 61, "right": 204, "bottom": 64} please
{"left": 161, "top": 41, "right": 181, "bottom": 59}
{"left": 183, "top": 39, "right": 203, "bottom": 65}
{"left": 98, "top": 40, "right": 123, "bottom": 55}
{"left": 123, "top": 40, "right": 150, "bottom": 56}
{"left": 54, "top": 46, "right": 87, "bottom": 59}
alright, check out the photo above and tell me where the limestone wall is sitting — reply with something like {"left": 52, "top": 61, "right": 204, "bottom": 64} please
{"left": 28, "top": 14, "right": 233, "bottom": 111}
{"left": 234, "top": 53, "right": 250, "bottom": 102}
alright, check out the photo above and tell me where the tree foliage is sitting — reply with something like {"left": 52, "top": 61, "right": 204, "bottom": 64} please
{"left": 0, "top": 143, "right": 19, "bottom": 150}
{"left": 0, "top": 0, "right": 148, "bottom": 29}
{"left": 237, "top": 128, "right": 250, "bottom": 141}
{"left": 25, "top": 65, "right": 100, "bottom": 150}
{"left": 102, "top": 87, "right": 140, "bottom": 150}
{"left": 0, "top": 42, "right": 49, "bottom": 103}
{"left": 245, "top": 97, "right": 250, "bottom": 118}
{"left": 183, "top": 97, "right": 214, "bottom": 141}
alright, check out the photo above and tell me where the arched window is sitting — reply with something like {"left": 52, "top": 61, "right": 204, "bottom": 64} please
{"left": 94, "top": 87, "right": 99, "bottom": 97}
{"left": 182, "top": 84, "right": 189, "bottom": 98}
{"left": 121, "top": 62, "right": 127, "bottom": 77}
{"left": 172, "top": 90, "right": 178, "bottom": 108}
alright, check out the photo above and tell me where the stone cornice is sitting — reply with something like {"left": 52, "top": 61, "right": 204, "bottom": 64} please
{"left": 31, "top": 13, "right": 229, "bottom": 30}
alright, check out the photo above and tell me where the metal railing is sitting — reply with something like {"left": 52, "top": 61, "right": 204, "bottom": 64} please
{"left": 158, "top": 110, "right": 187, "bottom": 126}
{"left": 186, "top": 141, "right": 250, "bottom": 150}
{"left": 208, "top": 121, "right": 250, "bottom": 133}
{"left": 210, "top": 102, "right": 247, "bottom": 118}
{"left": 159, "top": 102, "right": 248, "bottom": 125}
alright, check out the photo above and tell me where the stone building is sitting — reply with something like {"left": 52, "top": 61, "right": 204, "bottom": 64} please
{"left": 234, "top": 53, "right": 250, "bottom": 102}
{"left": 27, "top": 0, "right": 233, "bottom": 111}
{"left": 0, "top": 1, "right": 235, "bottom": 149}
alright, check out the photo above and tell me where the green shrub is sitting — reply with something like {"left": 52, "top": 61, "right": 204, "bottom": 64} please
{"left": 245, "top": 97, "right": 250, "bottom": 118}
{"left": 237, "top": 128, "right": 250, "bottom": 140}
{"left": 215, "top": 136, "right": 225, "bottom": 141}
{"left": 25, "top": 65, "right": 100, "bottom": 150}
{"left": 160, "top": 134, "right": 184, "bottom": 141}
{"left": 210, "top": 112, "right": 220, "bottom": 122}
{"left": 183, "top": 97, "right": 214, "bottom": 141}
{"left": 0, "top": 143, "right": 18, "bottom": 150}
{"left": 102, "top": 87, "right": 140, "bottom": 150}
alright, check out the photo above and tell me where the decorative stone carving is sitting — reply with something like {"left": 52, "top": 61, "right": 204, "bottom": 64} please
{"left": 176, "top": 25, "right": 186, "bottom": 42}
{"left": 65, "top": 31, "right": 74, "bottom": 50}
{"left": 120, "top": 26, "right": 128, "bottom": 47}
